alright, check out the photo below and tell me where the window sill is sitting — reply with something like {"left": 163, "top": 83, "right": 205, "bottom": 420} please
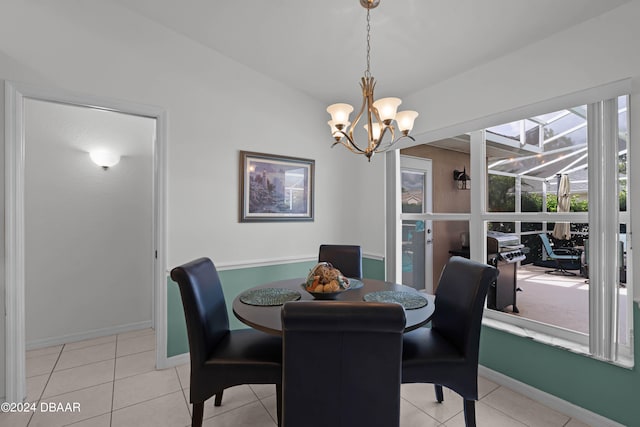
{"left": 482, "top": 312, "right": 633, "bottom": 369}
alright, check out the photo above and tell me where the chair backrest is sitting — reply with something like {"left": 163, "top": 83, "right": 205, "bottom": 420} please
{"left": 539, "top": 233, "right": 555, "bottom": 257}
{"left": 432, "top": 256, "right": 498, "bottom": 359}
{"left": 281, "top": 301, "right": 406, "bottom": 427}
{"left": 170, "top": 257, "right": 230, "bottom": 368}
{"left": 318, "top": 244, "right": 363, "bottom": 278}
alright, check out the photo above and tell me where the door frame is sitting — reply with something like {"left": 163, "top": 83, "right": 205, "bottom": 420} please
{"left": 4, "top": 81, "right": 168, "bottom": 402}
{"left": 400, "top": 155, "right": 434, "bottom": 291}
{"left": 385, "top": 151, "right": 434, "bottom": 289}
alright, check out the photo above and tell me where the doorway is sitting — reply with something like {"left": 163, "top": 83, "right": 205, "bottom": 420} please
{"left": 5, "top": 82, "right": 168, "bottom": 403}
{"left": 400, "top": 155, "right": 434, "bottom": 292}
{"left": 24, "top": 98, "right": 155, "bottom": 348}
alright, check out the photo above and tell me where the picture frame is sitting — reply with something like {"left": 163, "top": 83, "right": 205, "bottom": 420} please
{"left": 240, "top": 151, "right": 314, "bottom": 222}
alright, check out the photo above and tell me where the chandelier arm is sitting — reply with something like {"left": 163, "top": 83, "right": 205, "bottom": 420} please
{"left": 341, "top": 77, "right": 371, "bottom": 153}
{"left": 373, "top": 123, "right": 394, "bottom": 152}
{"left": 334, "top": 130, "right": 366, "bottom": 153}
{"left": 369, "top": 83, "right": 383, "bottom": 126}
{"left": 373, "top": 134, "right": 416, "bottom": 153}
{"left": 350, "top": 77, "right": 369, "bottom": 132}
{"left": 334, "top": 139, "right": 368, "bottom": 155}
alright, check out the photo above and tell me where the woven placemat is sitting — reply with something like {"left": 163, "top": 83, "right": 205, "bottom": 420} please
{"left": 239, "top": 288, "right": 301, "bottom": 306}
{"left": 363, "top": 290, "right": 428, "bottom": 310}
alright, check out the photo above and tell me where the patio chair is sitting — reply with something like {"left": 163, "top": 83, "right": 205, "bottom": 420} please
{"left": 538, "top": 233, "right": 581, "bottom": 276}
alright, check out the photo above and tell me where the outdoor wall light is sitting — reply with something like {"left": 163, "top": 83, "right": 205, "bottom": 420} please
{"left": 89, "top": 150, "right": 120, "bottom": 170}
{"left": 453, "top": 168, "right": 471, "bottom": 190}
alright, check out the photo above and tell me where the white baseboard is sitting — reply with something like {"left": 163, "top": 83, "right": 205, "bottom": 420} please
{"left": 160, "top": 352, "right": 190, "bottom": 370}
{"left": 478, "top": 365, "right": 625, "bottom": 427}
{"left": 26, "top": 320, "right": 153, "bottom": 350}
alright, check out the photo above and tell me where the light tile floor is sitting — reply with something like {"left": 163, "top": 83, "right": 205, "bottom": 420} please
{"left": 1, "top": 328, "right": 593, "bottom": 427}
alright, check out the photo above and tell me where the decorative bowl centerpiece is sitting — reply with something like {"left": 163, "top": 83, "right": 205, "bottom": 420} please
{"left": 303, "top": 262, "right": 351, "bottom": 300}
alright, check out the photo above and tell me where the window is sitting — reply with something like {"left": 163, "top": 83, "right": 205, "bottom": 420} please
{"left": 389, "top": 89, "right": 632, "bottom": 366}
{"left": 484, "top": 97, "right": 631, "bottom": 363}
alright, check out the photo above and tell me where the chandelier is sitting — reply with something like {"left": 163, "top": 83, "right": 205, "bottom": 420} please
{"left": 326, "top": 0, "right": 419, "bottom": 162}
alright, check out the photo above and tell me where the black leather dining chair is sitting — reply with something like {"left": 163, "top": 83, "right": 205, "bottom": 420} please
{"left": 318, "top": 244, "right": 363, "bottom": 278}
{"left": 170, "top": 257, "right": 283, "bottom": 427}
{"left": 401, "top": 256, "right": 498, "bottom": 427}
{"left": 281, "top": 301, "right": 406, "bottom": 427}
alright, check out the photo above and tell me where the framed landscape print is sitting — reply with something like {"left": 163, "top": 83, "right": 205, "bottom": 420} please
{"left": 240, "top": 151, "right": 314, "bottom": 222}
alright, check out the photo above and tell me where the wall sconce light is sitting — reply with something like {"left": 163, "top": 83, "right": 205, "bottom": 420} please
{"left": 89, "top": 150, "right": 120, "bottom": 170}
{"left": 453, "top": 167, "right": 471, "bottom": 190}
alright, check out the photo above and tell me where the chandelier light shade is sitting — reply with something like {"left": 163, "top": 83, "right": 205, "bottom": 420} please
{"left": 327, "top": 0, "right": 419, "bottom": 161}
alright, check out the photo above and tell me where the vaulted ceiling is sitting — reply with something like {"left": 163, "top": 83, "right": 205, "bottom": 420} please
{"left": 114, "top": 0, "right": 629, "bottom": 107}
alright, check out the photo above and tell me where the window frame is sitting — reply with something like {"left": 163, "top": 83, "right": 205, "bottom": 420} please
{"left": 387, "top": 81, "right": 633, "bottom": 367}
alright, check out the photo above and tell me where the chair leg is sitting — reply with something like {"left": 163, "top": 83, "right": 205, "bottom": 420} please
{"left": 463, "top": 399, "right": 476, "bottom": 427}
{"left": 555, "top": 260, "right": 577, "bottom": 276}
{"left": 434, "top": 384, "right": 444, "bottom": 403}
{"left": 192, "top": 402, "right": 204, "bottom": 427}
{"left": 214, "top": 390, "right": 223, "bottom": 406}
{"left": 276, "top": 383, "right": 282, "bottom": 427}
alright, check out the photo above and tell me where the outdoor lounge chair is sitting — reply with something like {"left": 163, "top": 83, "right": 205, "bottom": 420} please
{"left": 538, "top": 233, "right": 581, "bottom": 276}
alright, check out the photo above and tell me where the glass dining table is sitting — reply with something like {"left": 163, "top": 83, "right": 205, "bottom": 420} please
{"left": 232, "top": 277, "right": 435, "bottom": 335}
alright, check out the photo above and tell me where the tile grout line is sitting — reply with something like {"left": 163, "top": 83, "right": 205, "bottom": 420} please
{"left": 202, "top": 398, "right": 267, "bottom": 424}
{"left": 112, "top": 355, "right": 158, "bottom": 382}
{"left": 110, "top": 335, "right": 118, "bottom": 427}
{"left": 52, "top": 355, "right": 116, "bottom": 375}
{"left": 176, "top": 366, "right": 193, "bottom": 417}
{"left": 27, "top": 343, "right": 66, "bottom": 426}
{"left": 477, "top": 386, "right": 538, "bottom": 427}
{"left": 111, "top": 389, "right": 184, "bottom": 414}
{"left": 24, "top": 330, "right": 155, "bottom": 426}
{"left": 50, "top": 347, "right": 156, "bottom": 378}
{"left": 251, "top": 386, "right": 278, "bottom": 426}
{"left": 399, "top": 393, "right": 456, "bottom": 425}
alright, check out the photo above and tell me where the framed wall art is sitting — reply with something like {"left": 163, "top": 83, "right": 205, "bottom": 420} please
{"left": 239, "top": 151, "right": 314, "bottom": 222}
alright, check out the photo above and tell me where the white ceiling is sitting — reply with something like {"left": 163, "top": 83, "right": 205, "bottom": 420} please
{"left": 113, "top": 0, "right": 628, "bottom": 107}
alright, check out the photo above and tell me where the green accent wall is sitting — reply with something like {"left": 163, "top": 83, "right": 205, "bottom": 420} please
{"left": 479, "top": 305, "right": 640, "bottom": 426}
{"left": 167, "top": 257, "right": 637, "bottom": 424}
{"left": 166, "top": 257, "right": 385, "bottom": 357}
{"left": 363, "top": 257, "right": 385, "bottom": 280}
{"left": 167, "top": 276, "right": 189, "bottom": 357}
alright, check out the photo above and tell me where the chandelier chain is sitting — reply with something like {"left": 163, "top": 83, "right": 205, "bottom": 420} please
{"left": 365, "top": 7, "right": 371, "bottom": 78}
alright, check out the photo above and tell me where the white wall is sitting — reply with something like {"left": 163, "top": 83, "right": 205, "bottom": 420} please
{"left": 403, "top": 0, "right": 640, "bottom": 304}
{"left": 0, "top": 0, "right": 377, "bottom": 398}
{"left": 24, "top": 99, "right": 154, "bottom": 346}
{"left": 405, "top": 1, "right": 639, "bottom": 138}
